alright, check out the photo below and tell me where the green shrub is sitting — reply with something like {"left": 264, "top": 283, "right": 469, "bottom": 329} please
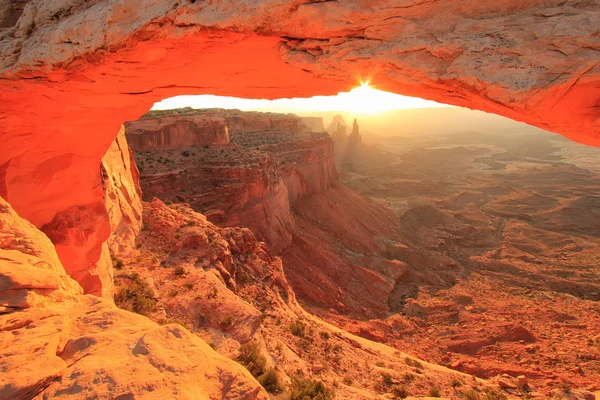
{"left": 381, "top": 372, "right": 394, "bottom": 386}
{"left": 451, "top": 378, "right": 463, "bottom": 389}
{"left": 184, "top": 281, "right": 194, "bottom": 290}
{"left": 290, "top": 319, "right": 306, "bottom": 337}
{"left": 114, "top": 277, "right": 156, "bottom": 315}
{"left": 220, "top": 316, "right": 234, "bottom": 328}
{"left": 237, "top": 342, "right": 266, "bottom": 377}
{"left": 111, "top": 254, "right": 125, "bottom": 270}
{"left": 174, "top": 266, "right": 186, "bottom": 276}
{"left": 404, "top": 357, "right": 424, "bottom": 369}
{"left": 391, "top": 384, "right": 409, "bottom": 399}
{"left": 429, "top": 386, "right": 441, "bottom": 397}
{"left": 257, "top": 368, "right": 283, "bottom": 394}
{"left": 181, "top": 150, "right": 190, "bottom": 157}
{"left": 290, "top": 376, "right": 335, "bottom": 400}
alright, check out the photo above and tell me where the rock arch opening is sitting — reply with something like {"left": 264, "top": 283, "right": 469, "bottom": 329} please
{"left": 1, "top": 0, "right": 599, "bottom": 294}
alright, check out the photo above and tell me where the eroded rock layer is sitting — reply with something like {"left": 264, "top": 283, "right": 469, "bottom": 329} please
{"left": 127, "top": 109, "right": 336, "bottom": 253}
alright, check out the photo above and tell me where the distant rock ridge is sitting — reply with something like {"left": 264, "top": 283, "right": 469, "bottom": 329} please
{"left": 328, "top": 116, "right": 389, "bottom": 172}
{"left": 326, "top": 115, "right": 347, "bottom": 135}
{"left": 349, "top": 118, "right": 362, "bottom": 145}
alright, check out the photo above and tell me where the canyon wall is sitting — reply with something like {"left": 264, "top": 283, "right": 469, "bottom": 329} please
{"left": 0, "top": 0, "right": 598, "bottom": 300}
{"left": 37, "top": 126, "right": 141, "bottom": 298}
{"left": 127, "top": 109, "right": 337, "bottom": 253}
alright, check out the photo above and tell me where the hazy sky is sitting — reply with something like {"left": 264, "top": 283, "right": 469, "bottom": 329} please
{"left": 151, "top": 84, "right": 450, "bottom": 114}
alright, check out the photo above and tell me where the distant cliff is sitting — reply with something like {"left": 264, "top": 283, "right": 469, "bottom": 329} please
{"left": 327, "top": 115, "right": 390, "bottom": 172}
{"left": 125, "top": 113, "right": 230, "bottom": 151}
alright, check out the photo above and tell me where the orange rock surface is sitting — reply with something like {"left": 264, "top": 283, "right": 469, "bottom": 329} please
{"left": 0, "top": 196, "right": 268, "bottom": 399}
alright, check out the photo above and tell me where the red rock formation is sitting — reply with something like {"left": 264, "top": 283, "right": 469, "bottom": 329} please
{"left": 101, "top": 125, "right": 143, "bottom": 255}
{"left": 125, "top": 110, "right": 230, "bottom": 151}
{"left": 36, "top": 126, "right": 142, "bottom": 298}
{"left": 0, "top": 0, "right": 598, "bottom": 304}
{"left": 327, "top": 115, "right": 349, "bottom": 169}
{"left": 348, "top": 119, "right": 362, "bottom": 146}
{"left": 127, "top": 109, "right": 337, "bottom": 253}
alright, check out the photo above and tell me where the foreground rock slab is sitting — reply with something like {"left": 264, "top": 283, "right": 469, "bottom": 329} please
{"left": 0, "top": 196, "right": 268, "bottom": 400}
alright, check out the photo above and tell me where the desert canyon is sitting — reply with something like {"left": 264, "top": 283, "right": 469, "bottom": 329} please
{"left": 1, "top": 0, "right": 600, "bottom": 399}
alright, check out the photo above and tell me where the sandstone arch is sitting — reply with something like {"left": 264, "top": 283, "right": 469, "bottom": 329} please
{"left": 0, "top": 0, "right": 598, "bottom": 293}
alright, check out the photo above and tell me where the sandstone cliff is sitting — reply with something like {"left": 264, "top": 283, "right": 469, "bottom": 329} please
{"left": 37, "top": 126, "right": 142, "bottom": 298}
{"left": 127, "top": 109, "right": 336, "bottom": 253}
{"left": 126, "top": 110, "right": 230, "bottom": 151}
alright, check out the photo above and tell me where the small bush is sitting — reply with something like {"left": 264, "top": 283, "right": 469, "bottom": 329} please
{"left": 451, "top": 379, "right": 463, "bottom": 389}
{"left": 391, "top": 384, "right": 409, "bottom": 399}
{"left": 290, "top": 319, "right": 306, "bottom": 337}
{"left": 381, "top": 372, "right": 394, "bottom": 386}
{"left": 115, "top": 277, "right": 156, "bottom": 316}
{"left": 184, "top": 281, "right": 194, "bottom": 290}
{"left": 319, "top": 331, "right": 330, "bottom": 340}
{"left": 186, "top": 220, "right": 196, "bottom": 226}
{"left": 181, "top": 150, "right": 190, "bottom": 157}
{"left": 220, "top": 316, "right": 234, "bottom": 328}
{"left": 111, "top": 254, "right": 125, "bottom": 270}
{"left": 257, "top": 368, "right": 283, "bottom": 394}
{"left": 174, "top": 266, "right": 186, "bottom": 276}
{"left": 238, "top": 342, "right": 266, "bottom": 377}
{"left": 429, "top": 386, "right": 441, "bottom": 397}
{"left": 342, "top": 376, "right": 353, "bottom": 386}
{"left": 404, "top": 357, "right": 424, "bottom": 369}
{"left": 290, "top": 376, "right": 335, "bottom": 400}
{"left": 402, "top": 373, "right": 414, "bottom": 384}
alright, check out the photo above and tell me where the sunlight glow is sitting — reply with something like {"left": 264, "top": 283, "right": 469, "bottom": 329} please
{"left": 151, "top": 84, "right": 449, "bottom": 114}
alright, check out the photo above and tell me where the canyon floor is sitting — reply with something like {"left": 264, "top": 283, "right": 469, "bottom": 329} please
{"left": 337, "top": 124, "right": 600, "bottom": 393}
{"left": 115, "top": 109, "right": 600, "bottom": 399}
